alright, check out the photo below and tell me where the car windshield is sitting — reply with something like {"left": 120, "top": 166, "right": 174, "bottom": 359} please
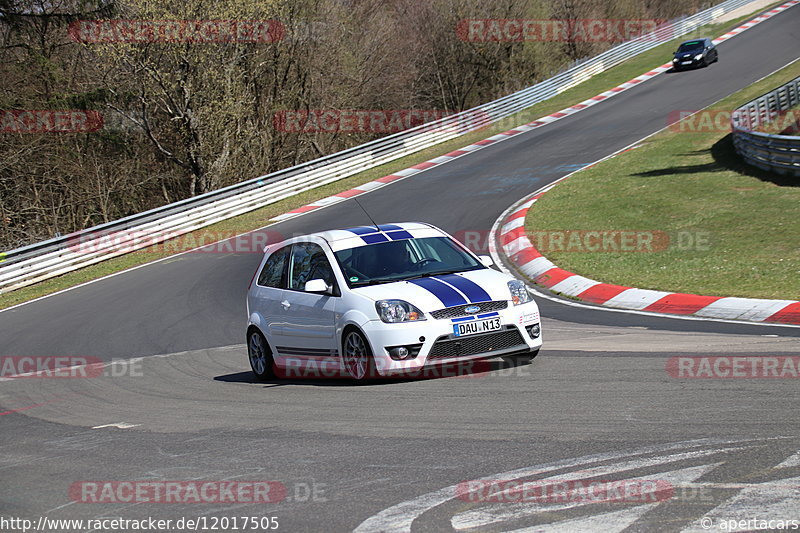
{"left": 677, "top": 41, "right": 704, "bottom": 52}
{"left": 334, "top": 236, "right": 484, "bottom": 288}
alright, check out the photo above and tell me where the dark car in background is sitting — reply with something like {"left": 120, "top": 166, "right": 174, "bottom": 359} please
{"left": 672, "top": 38, "right": 718, "bottom": 70}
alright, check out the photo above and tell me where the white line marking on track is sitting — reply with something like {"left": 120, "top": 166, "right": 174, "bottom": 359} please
{"left": 776, "top": 451, "right": 800, "bottom": 469}
{"left": 451, "top": 463, "right": 722, "bottom": 531}
{"left": 353, "top": 438, "right": 760, "bottom": 533}
{"left": 506, "top": 504, "right": 661, "bottom": 533}
{"left": 679, "top": 475, "right": 800, "bottom": 533}
{"left": 92, "top": 422, "right": 140, "bottom": 429}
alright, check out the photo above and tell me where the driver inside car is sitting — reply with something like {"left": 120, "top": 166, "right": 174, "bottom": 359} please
{"left": 367, "top": 240, "right": 414, "bottom": 278}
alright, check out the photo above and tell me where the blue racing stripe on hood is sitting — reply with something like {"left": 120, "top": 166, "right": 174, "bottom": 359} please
{"left": 435, "top": 274, "right": 492, "bottom": 303}
{"left": 407, "top": 277, "right": 468, "bottom": 308}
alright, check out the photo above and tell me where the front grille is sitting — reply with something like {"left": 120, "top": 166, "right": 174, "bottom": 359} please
{"left": 430, "top": 301, "right": 508, "bottom": 320}
{"left": 428, "top": 327, "right": 526, "bottom": 360}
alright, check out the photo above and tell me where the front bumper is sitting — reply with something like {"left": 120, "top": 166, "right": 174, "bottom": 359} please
{"left": 673, "top": 56, "right": 703, "bottom": 69}
{"left": 361, "top": 301, "right": 542, "bottom": 376}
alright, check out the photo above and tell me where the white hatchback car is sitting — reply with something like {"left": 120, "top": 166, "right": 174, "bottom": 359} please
{"left": 246, "top": 222, "right": 542, "bottom": 380}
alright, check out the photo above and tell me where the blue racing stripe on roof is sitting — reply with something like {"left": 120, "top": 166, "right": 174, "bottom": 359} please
{"left": 344, "top": 226, "right": 380, "bottom": 236}
{"left": 407, "top": 277, "right": 468, "bottom": 308}
{"left": 386, "top": 230, "right": 413, "bottom": 241}
{"left": 435, "top": 274, "right": 492, "bottom": 303}
{"left": 377, "top": 224, "right": 403, "bottom": 231}
{"left": 361, "top": 233, "right": 389, "bottom": 244}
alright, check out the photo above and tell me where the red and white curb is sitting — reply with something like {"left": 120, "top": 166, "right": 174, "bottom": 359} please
{"left": 270, "top": 0, "right": 798, "bottom": 224}
{"left": 495, "top": 171, "right": 800, "bottom": 326}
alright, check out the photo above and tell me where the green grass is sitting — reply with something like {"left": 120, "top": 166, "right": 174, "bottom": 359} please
{"left": 0, "top": 3, "right": 781, "bottom": 310}
{"left": 525, "top": 60, "right": 800, "bottom": 300}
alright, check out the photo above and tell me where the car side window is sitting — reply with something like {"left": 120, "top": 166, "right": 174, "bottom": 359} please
{"left": 257, "top": 245, "right": 290, "bottom": 288}
{"left": 288, "top": 242, "right": 335, "bottom": 291}
{"left": 309, "top": 260, "right": 335, "bottom": 287}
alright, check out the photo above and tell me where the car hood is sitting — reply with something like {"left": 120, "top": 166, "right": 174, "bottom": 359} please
{"left": 352, "top": 268, "right": 514, "bottom": 312}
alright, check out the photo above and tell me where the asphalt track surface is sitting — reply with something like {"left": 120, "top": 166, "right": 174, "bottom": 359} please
{"left": 1, "top": 5, "right": 800, "bottom": 533}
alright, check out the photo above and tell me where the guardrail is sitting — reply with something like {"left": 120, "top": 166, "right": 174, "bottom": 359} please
{"left": 732, "top": 75, "right": 800, "bottom": 176}
{"left": 0, "top": 0, "right": 762, "bottom": 294}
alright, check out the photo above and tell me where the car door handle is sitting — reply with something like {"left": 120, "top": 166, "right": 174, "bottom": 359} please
{"left": 281, "top": 300, "right": 291, "bottom": 309}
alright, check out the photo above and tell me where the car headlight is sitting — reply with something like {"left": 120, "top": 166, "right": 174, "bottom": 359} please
{"left": 375, "top": 300, "right": 426, "bottom": 323}
{"left": 694, "top": 54, "right": 703, "bottom": 60}
{"left": 672, "top": 58, "right": 678, "bottom": 62}
{"left": 507, "top": 280, "right": 532, "bottom": 305}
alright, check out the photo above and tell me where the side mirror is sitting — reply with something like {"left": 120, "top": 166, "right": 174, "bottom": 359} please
{"left": 305, "top": 279, "right": 331, "bottom": 294}
{"left": 478, "top": 255, "right": 494, "bottom": 267}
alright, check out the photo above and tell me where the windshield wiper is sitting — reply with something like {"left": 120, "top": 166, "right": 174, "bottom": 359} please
{"left": 352, "top": 278, "right": 402, "bottom": 287}
{"left": 402, "top": 269, "right": 469, "bottom": 281}
{"left": 353, "top": 267, "right": 480, "bottom": 287}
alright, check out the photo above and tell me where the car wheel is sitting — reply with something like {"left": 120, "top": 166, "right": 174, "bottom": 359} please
{"left": 700, "top": 57, "right": 708, "bottom": 67}
{"left": 248, "top": 329, "right": 275, "bottom": 380}
{"left": 342, "top": 329, "right": 376, "bottom": 381}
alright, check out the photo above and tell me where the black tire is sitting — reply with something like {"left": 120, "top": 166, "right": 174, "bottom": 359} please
{"left": 248, "top": 329, "right": 275, "bottom": 380}
{"left": 342, "top": 329, "right": 377, "bottom": 381}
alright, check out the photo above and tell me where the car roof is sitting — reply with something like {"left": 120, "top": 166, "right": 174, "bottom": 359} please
{"left": 262, "top": 223, "right": 453, "bottom": 254}
{"left": 679, "top": 38, "right": 709, "bottom": 45}
{"left": 315, "top": 222, "right": 447, "bottom": 252}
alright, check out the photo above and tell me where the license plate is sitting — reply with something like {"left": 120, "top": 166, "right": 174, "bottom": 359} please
{"left": 453, "top": 317, "right": 502, "bottom": 337}
{"left": 681, "top": 61, "right": 692, "bottom": 65}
